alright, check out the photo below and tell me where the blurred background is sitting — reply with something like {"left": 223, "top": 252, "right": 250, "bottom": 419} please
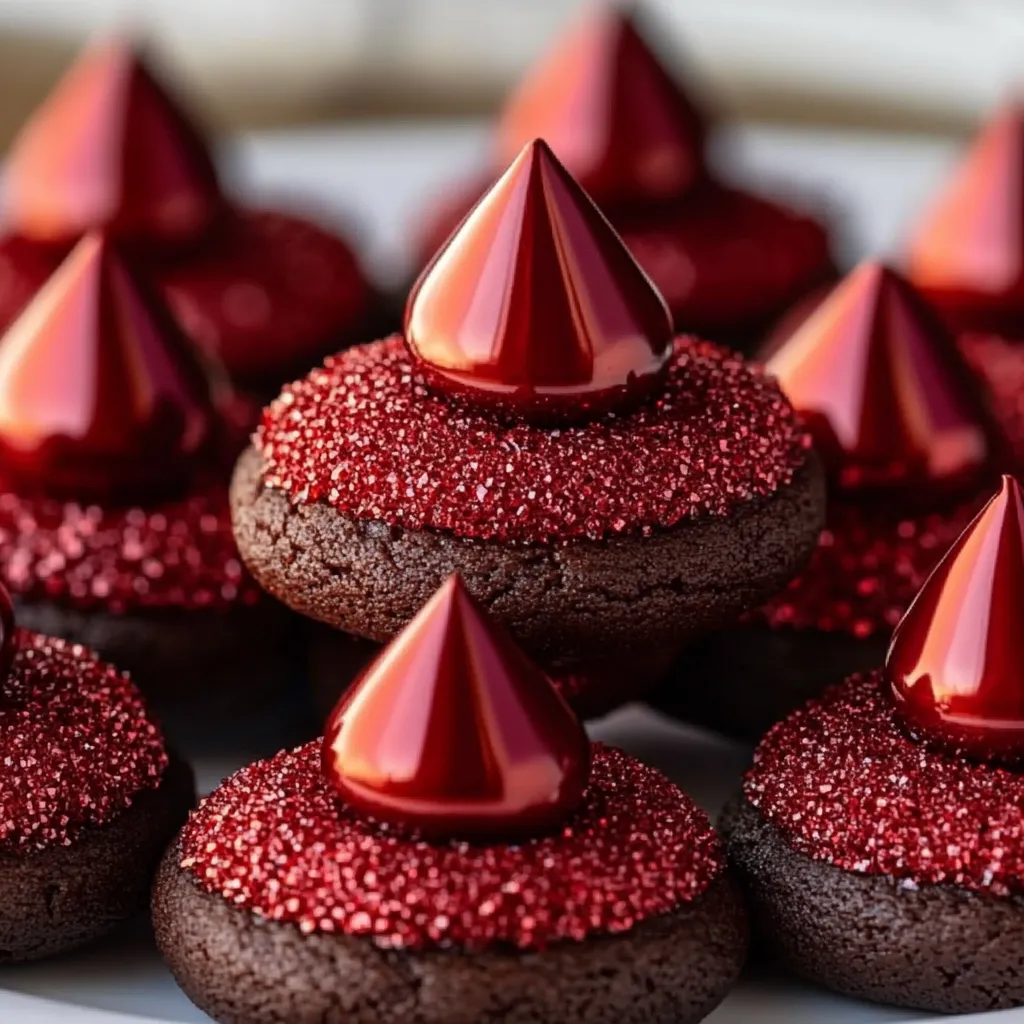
{"left": 0, "top": 0, "right": 1022, "bottom": 149}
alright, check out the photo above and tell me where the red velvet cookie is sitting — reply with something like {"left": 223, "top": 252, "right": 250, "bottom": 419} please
{"left": 0, "top": 231, "right": 296, "bottom": 708}
{"left": 413, "top": 8, "right": 834, "bottom": 348}
{"left": 0, "top": 584, "right": 193, "bottom": 961}
{"left": 724, "top": 475, "right": 1024, "bottom": 1014}
{"left": 652, "top": 262, "right": 1008, "bottom": 739}
{"left": 154, "top": 575, "right": 746, "bottom": 1024}
{"left": 232, "top": 140, "right": 825, "bottom": 718}
{"left": 0, "top": 39, "right": 378, "bottom": 397}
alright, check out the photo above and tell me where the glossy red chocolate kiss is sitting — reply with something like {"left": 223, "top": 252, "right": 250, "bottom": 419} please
{"left": 3, "top": 38, "right": 222, "bottom": 246}
{"left": 495, "top": 7, "right": 706, "bottom": 209}
{"left": 888, "top": 475, "right": 1024, "bottom": 763}
{"left": 323, "top": 575, "right": 589, "bottom": 839}
{"left": 0, "top": 232, "right": 219, "bottom": 500}
{"left": 907, "top": 103, "right": 1024, "bottom": 332}
{"left": 405, "top": 139, "right": 673, "bottom": 421}
{"left": 765, "top": 261, "right": 992, "bottom": 493}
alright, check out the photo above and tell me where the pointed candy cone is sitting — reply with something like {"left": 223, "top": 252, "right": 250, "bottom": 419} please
{"left": 496, "top": 7, "right": 706, "bottom": 207}
{"left": 888, "top": 475, "right": 1024, "bottom": 763}
{"left": 405, "top": 139, "right": 673, "bottom": 421}
{"left": 907, "top": 103, "right": 1024, "bottom": 334}
{"left": 0, "top": 233, "right": 219, "bottom": 500}
{"left": 323, "top": 575, "right": 590, "bottom": 838}
{"left": 766, "top": 261, "right": 993, "bottom": 493}
{"left": 4, "top": 38, "right": 223, "bottom": 246}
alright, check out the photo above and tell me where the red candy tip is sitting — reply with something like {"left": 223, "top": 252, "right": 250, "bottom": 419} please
{"left": 0, "top": 232, "right": 220, "bottom": 501}
{"left": 765, "top": 260, "right": 992, "bottom": 493}
{"left": 405, "top": 139, "right": 673, "bottom": 423}
{"left": 888, "top": 474, "right": 1024, "bottom": 763}
{"left": 495, "top": 6, "right": 706, "bottom": 207}
{"left": 3, "top": 37, "right": 222, "bottom": 246}
{"left": 907, "top": 102, "right": 1024, "bottom": 315}
{"left": 322, "top": 573, "right": 590, "bottom": 839}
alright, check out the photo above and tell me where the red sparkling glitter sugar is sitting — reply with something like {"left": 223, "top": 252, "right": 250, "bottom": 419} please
{"left": 757, "top": 496, "right": 988, "bottom": 637}
{"left": 0, "top": 628, "right": 167, "bottom": 851}
{"left": 406, "top": 140, "right": 673, "bottom": 421}
{"left": 907, "top": 103, "right": 1024, "bottom": 336}
{"left": 3, "top": 38, "right": 222, "bottom": 246}
{"left": 744, "top": 671, "right": 1024, "bottom": 897}
{"left": 494, "top": 7, "right": 706, "bottom": 208}
{"left": 888, "top": 475, "right": 1024, "bottom": 762}
{"left": 180, "top": 742, "right": 722, "bottom": 950}
{"left": 324, "top": 575, "right": 589, "bottom": 838}
{"left": 256, "top": 335, "right": 809, "bottom": 544}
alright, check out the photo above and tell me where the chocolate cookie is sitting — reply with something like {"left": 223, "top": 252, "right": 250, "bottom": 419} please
{"left": 0, "top": 613, "right": 196, "bottom": 961}
{"left": 3, "top": 755, "right": 194, "bottom": 962}
{"left": 722, "top": 796, "right": 1024, "bottom": 1015}
{"left": 155, "top": 847, "right": 745, "bottom": 1024}
{"left": 724, "top": 479, "right": 1024, "bottom": 1024}
{"left": 155, "top": 579, "right": 747, "bottom": 1023}
{"left": 236, "top": 440, "right": 823, "bottom": 691}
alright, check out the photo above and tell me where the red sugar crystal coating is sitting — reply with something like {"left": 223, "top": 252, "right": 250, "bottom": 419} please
{"left": 0, "top": 629, "right": 167, "bottom": 851}
{"left": 745, "top": 671, "right": 1024, "bottom": 896}
{"left": 757, "top": 495, "right": 987, "bottom": 637}
{"left": 180, "top": 742, "right": 722, "bottom": 950}
{"left": 0, "top": 210, "right": 374, "bottom": 382}
{"left": 257, "top": 336, "right": 809, "bottom": 544}
{"left": 0, "top": 471, "right": 261, "bottom": 613}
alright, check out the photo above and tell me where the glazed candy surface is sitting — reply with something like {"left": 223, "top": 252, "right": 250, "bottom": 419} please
{"left": 888, "top": 476, "right": 1024, "bottom": 763}
{"left": 323, "top": 576, "right": 589, "bottom": 838}
{"left": 406, "top": 140, "right": 673, "bottom": 421}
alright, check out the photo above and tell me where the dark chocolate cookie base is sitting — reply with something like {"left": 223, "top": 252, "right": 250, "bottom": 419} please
{"left": 306, "top": 621, "right": 676, "bottom": 721}
{"left": 649, "top": 624, "right": 889, "bottom": 742}
{"left": 15, "top": 598, "right": 302, "bottom": 718}
{"left": 231, "top": 445, "right": 825, "bottom": 671}
{"left": 154, "top": 846, "right": 747, "bottom": 1024}
{"left": 722, "top": 795, "right": 1024, "bottom": 1015}
{"left": 0, "top": 755, "right": 194, "bottom": 963}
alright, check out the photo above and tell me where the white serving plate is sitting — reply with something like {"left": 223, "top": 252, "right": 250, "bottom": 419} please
{"left": 0, "top": 120, "right": 1020, "bottom": 1023}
